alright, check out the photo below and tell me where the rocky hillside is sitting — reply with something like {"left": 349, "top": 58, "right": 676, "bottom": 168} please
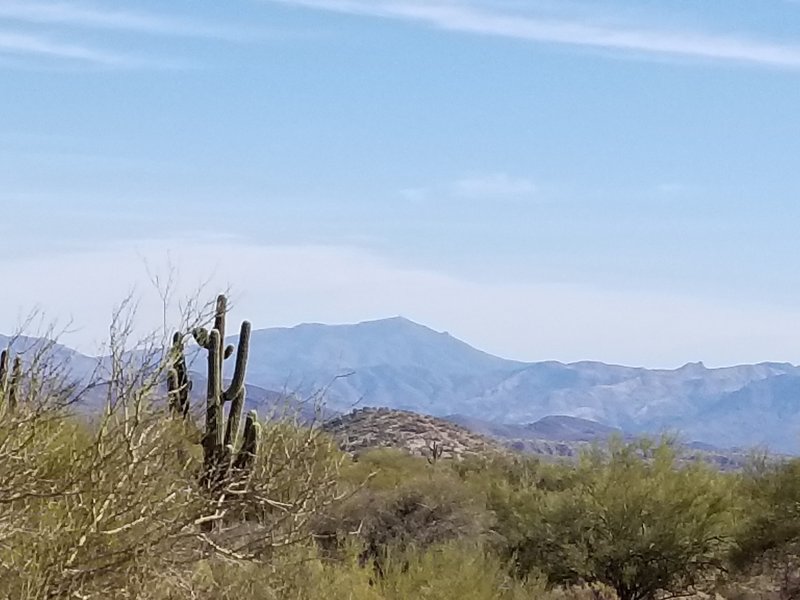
{"left": 322, "top": 407, "right": 507, "bottom": 460}
{"left": 322, "top": 407, "right": 759, "bottom": 470}
{"left": 322, "top": 408, "right": 615, "bottom": 461}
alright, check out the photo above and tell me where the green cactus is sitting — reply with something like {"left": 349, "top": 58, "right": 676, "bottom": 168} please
{"left": 167, "top": 332, "right": 192, "bottom": 420}
{"left": 0, "top": 349, "right": 7, "bottom": 412}
{"left": 232, "top": 410, "right": 261, "bottom": 472}
{"left": 0, "top": 349, "right": 7, "bottom": 399}
{"left": 192, "top": 294, "right": 259, "bottom": 489}
{"left": 0, "top": 350, "right": 21, "bottom": 414}
{"left": 9, "top": 356, "right": 21, "bottom": 414}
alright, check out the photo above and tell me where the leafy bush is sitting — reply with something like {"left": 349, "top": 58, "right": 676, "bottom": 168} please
{"left": 507, "top": 440, "right": 738, "bottom": 600}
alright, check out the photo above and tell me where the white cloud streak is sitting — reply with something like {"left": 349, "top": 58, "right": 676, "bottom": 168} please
{"left": 267, "top": 0, "right": 800, "bottom": 68}
{"left": 0, "top": 2, "right": 264, "bottom": 68}
{"left": 0, "top": 30, "right": 141, "bottom": 66}
{"left": 400, "top": 173, "right": 537, "bottom": 203}
{"left": 0, "top": 1, "right": 252, "bottom": 41}
{"left": 453, "top": 173, "right": 537, "bottom": 198}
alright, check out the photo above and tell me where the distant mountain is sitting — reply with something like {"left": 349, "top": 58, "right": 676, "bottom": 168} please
{"left": 5, "top": 317, "right": 800, "bottom": 453}
{"left": 0, "top": 332, "right": 334, "bottom": 423}
{"left": 230, "top": 317, "right": 524, "bottom": 414}
{"left": 186, "top": 373, "right": 337, "bottom": 424}
{"left": 446, "top": 414, "right": 625, "bottom": 443}
{"left": 325, "top": 408, "right": 755, "bottom": 470}
{"left": 0, "top": 334, "right": 98, "bottom": 379}
{"left": 219, "top": 318, "right": 800, "bottom": 453}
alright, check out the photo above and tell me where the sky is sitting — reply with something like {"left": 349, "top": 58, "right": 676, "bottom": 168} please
{"left": 2, "top": 0, "right": 800, "bottom": 367}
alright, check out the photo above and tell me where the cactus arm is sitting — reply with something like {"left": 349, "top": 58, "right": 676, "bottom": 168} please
{"left": 192, "top": 327, "right": 210, "bottom": 348}
{"left": 0, "top": 349, "right": 8, "bottom": 404}
{"left": 213, "top": 294, "right": 227, "bottom": 347}
{"left": 222, "top": 321, "right": 251, "bottom": 403}
{"left": 233, "top": 410, "right": 260, "bottom": 472}
{"left": 168, "top": 332, "right": 192, "bottom": 419}
{"left": 8, "top": 356, "right": 21, "bottom": 413}
{"left": 208, "top": 329, "right": 224, "bottom": 450}
{"left": 167, "top": 367, "right": 179, "bottom": 414}
{"left": 202, "top": 329, "right": 224, "bottom": 488}
{"left": 223, "top": 388, "right": 245, "bottom": 449}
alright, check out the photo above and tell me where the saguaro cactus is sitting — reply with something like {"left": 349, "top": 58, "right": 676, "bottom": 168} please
{"left": 426, "top": 439, "right": 444, "bottom": 465}
{"left": 0, "top": 350, "right": 8, "bottom": 403}
{"left": 192, "top": 294, "right": 259, "bottom": 488}
{"left": 232, "top": 410, "right": 261, "bottom": 472}
{"left": 0, "top": 350, "right": 21, "bottom": 414}
{"left": 167, "top": 332, "right": 192, "bottom": 420}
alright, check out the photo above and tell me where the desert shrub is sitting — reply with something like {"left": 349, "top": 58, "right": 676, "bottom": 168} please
{"left": 546, "top": 582, "right": 619, "bottom": 600}
{"left": 0, "top": 301, "right": 347, "bottom": 598}
{"left": 208, "top": 419, "right": 346, "bottom": 558}
{"left": 315, "top": 449, "right": 491, "bottom": 571}
{"left": 728, "top": 457, "right": 800, "bottom": 599}
{"left": 0, "top": 355, "right": 198, "bottom": 597}
{"left": 507, "top": 440, "right": 738, "bottom": 600}
{"left": 454, "top": 452, "right": 579, "bottom": 493}
{"left": 733, "top": 458, "right": 800, "bottom": 565}
{"left": 375, "top": 541, "right": 544, "bottom": 600}
{"left": 130, "top": 542, "right": 545, "bottom": 600}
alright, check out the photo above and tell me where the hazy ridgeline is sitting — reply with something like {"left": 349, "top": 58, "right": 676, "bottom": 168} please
{"left": 0, "top": 297, "right": 798, "bottom": 600}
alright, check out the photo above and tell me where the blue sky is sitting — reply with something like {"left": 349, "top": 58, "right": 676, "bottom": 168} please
{"left": 2, "top": 0, "right": 800, "bottom": 366}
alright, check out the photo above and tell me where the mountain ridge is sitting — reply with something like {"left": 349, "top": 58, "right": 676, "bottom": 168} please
{"left": 226, "top": 318, "right": 800, "bottom": 453}
{"left": 3, "top": 317, "right": 799, "bottom": 453}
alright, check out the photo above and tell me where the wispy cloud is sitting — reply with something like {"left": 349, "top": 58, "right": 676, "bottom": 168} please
{"left": 0, "top": 1, "right": 261, "bottom": 69}
{"left": 0, "top": 31, "right": 144, "bottom": 67}
{"left": 267, "top": 0, "right": 800, "bottom": 68}
{"left": 453, "top": 173, "right": 537, "bottom": 198}
{"left": 0, "top": 1, "right": 253, "bottom": 41}
{"left": 400, "top": 172, "right": 537, "bottom": 202}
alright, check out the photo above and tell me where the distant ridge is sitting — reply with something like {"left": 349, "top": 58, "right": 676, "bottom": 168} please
{"left": 224, "top": 317, "right": 800, "bottom": 453}
{"left": 445, "top": 414, "right": 624, "bottom": 443}
{"left": 4, "top": 316, "right": 800, "bottom": 453}
{"left": 322, "top": 407, "right": 756, "bottom": 470}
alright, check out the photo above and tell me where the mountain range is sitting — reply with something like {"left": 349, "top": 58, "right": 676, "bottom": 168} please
{"left": 3, "top": 317, "right": 799, "bottom": 453}
{"left": 226, "top": 317, "right": 800, "bottom": 453}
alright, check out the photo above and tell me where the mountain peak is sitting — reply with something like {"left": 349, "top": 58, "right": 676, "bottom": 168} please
{"left": 285, "top": 316, "right": 427, "bottom": 333}
{"left": 678, "top": 361, "right": 706, "bottom": 372}
{"left": 356, "top": 315, "right": 425, "bottom": 328}
{"left": 240, "top": 316, "right": 518, "bottom": 397}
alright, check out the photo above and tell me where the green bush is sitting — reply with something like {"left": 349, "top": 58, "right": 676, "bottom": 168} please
{"left": 315, "top": 448, "right": 491, "bottom": 571}
{"left": 507, "top": 440, "right": 738, "bottom": 600}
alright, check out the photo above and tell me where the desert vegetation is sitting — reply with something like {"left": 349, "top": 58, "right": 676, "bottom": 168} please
{"left": 0, "top": 294, "right": 797, "bottom": 599}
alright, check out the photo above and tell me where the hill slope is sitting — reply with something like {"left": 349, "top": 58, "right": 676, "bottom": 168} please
{"left": 322, "top": 407, "right": 507, "bottom": 459}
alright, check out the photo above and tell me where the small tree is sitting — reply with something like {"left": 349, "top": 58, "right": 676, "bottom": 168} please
{"left": 512, "top": 440, "right": 737, "bottom": 600}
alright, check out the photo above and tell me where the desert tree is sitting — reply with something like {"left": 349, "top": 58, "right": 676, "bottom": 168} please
{"left": 509, "top": 440, "right": 737, "bottom": 600}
